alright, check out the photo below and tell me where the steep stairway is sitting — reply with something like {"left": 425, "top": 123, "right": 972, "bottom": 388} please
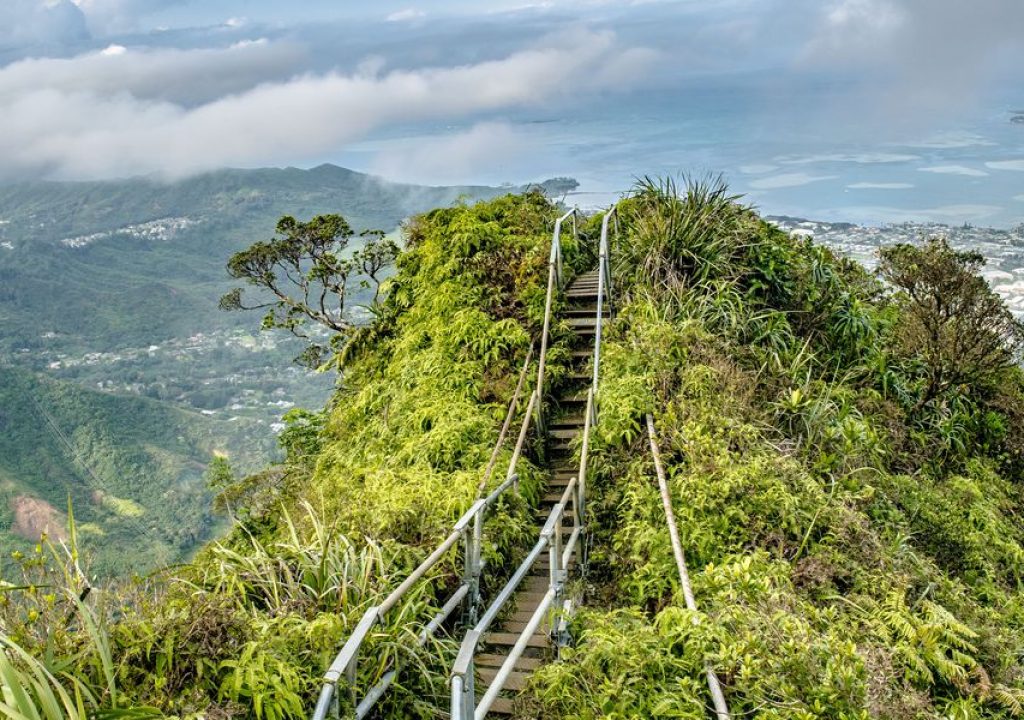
{"left": 473, "top": 269, "right": 606, "bottom": 716}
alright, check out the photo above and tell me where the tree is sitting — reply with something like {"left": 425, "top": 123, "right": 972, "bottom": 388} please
{"left": 219, "top": 214, "right": 398, "bottom": 368}
{"left": 878, "top": 237, "right": 1024, "bottom": 404}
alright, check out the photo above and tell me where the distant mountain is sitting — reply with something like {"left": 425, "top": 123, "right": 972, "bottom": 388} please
{"left": 0, "top": 164, "right": 511, "bottom": 354}
{"left": 0, "top": 165, "right": 552, "bottom": 575}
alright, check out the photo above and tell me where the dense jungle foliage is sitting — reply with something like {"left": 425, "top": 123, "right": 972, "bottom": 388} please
{"left": 0, "top": 365, "right": 269, "bottom": 575}
{"left": 3, "top": 182, "right": 1024, "bottom": 719}
{"left": 528, "top": 179, "right": 1024, "bottom": 719}
{"left": 0, "top": 192, "right": 564, "bottom": 718}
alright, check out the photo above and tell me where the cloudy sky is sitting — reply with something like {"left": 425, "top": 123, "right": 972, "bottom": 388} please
{"left": 1, "top": 1, "right": 1022, "bottom": 224}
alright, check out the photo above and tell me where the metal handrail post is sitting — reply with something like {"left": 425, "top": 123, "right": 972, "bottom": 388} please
{"left": 550, "top": 510, "right": 563, "bottom": 612}
{"left": 462, "top": 512, "right": 479, "bottom": 624}
{"left": 452, "top": 629, "right": 480, "bottom": 720}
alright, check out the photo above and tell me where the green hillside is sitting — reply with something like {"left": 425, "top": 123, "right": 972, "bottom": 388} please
{"left": 0, "top": 365, "right": 270, "bottom": 575}
{"left": 0, "top": 166, "right": 539, "bottom": 578}
{"left": 0, "top": 164, "right": 510, "bottom": 354}
{"left": 3, "top": 184, "right": 1024, "bottom": 719}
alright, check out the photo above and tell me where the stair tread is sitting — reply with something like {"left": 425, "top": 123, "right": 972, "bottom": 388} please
{"left": 488, "top": 697, "right": 515, "bottom": 715}
{"left": 479, "top": 667, "right": 530, "bottom": 693}
{"left": 486, "top": 631, "right": 549, "bottom": 648}
{"left": 566, "top": 316, "right": 604, "bottom": 326}
{"left": 476, "top": 653, "right": 542, "bottom": 671}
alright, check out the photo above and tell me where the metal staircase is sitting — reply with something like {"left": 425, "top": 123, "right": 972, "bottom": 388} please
{"left": 453, "top": 265, "right": 609, "bottom": 717}
{"left": 311, "top": 207, "right": 617, "bottom": 720}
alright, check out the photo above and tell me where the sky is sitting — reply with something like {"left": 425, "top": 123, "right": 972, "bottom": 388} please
{"left": 1, "top": 0, "right": 1023, "bottom": 225}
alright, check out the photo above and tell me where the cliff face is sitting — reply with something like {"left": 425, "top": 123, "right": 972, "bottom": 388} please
{"left": 4, "top": 184, "right": 1024, "bottom": 719}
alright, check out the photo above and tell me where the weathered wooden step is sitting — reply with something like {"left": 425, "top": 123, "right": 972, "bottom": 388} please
{"left": 476, "top": 653, "right": 542, "bottom": 671}
{"left": 478, "top": 667, "right": 531, "bottom": 692}
{"left": 486, "top": 631, "right": 548, "bottom": 649}
{"left": 549, "top": 414, "right": 584, "bottom": 428}
{"left": 488, "top": 697, "right": 515, "bottom": 715}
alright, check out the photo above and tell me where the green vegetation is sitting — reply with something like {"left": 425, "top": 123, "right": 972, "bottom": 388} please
{"left": 0, "top": 165, "right": 549, "bottom": 577}
{"left": 0, "top": 164, "right": 536, "bottom": 356}
{"left": 0, "top": 192, "right": 565, "bottom": 717}
{"left": 220, "top": 213, "right": 398, "bottom": 368}
{"left": 528, "top": 178, "right": 1024, "bottom": 719}
{"left": 0, "top": 365, "right": 269, "bottom": 575}
{"left": 4, "top": 180, "right": 1024, "bottom": 719}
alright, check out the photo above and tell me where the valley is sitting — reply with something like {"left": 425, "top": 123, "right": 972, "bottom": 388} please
{"left": 0, "top": 165, "right": 530, "bottom": 575}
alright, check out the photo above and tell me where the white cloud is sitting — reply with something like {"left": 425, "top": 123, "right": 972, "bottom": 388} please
{"left": 370, "top": 122, "right": 536, "bottom": 185}
{"left": 0, "top": 0, "right": 89, "bottom": 51}
{"left": 899, "top": 131, "right": 995, "bottom": 149}
{"left": 0, "top": 41, "right": 307, "bottom": 106}
{"left": 918, "top": 165, "right": 988, "bottom": 177}
{"left": 1014, "top": 195, "right": 1024, "bottom": 203}
{"left": 846, "top": 182, "right": 913, "bottom": 189}
{"left": 386, "top": 8, "right": 425, "bottom": 22}
{"left": 70, "top": 0, "right": 187, "bottom": 34}
{"left": 0, "top": 29, "right": 650, "bottom": 181}
{"left": 799, "top": 1, "right": 1024, "bottom": 125}
{"left": 778, "top": 152, "right": 918, "bottom": 165}
{"left": 738, "top": 164, "right": 778, "bottom": 174}
{"left": 749, "top": 172, "right": 837, "bottom": 190}
{"left": 986, "top": 160, "right": 1024, "bottom": 172}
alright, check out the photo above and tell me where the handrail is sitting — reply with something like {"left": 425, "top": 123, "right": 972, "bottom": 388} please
{"left": 535, "top": 208, "right": 582, "bottom": 440}
{"left": 592, "top": 207, "right": 617, "bottom": 396}
{"left": 645, "top": 414, "right": 731, "bottom": 720}
{"left": 450, "top": 205, "right": 617, "bottom": 718}
{"left": 311, "top": 206, "right": 580, "bottom": 719}
{"left": 476, "top": 343, "right": 535, "bottom": 498}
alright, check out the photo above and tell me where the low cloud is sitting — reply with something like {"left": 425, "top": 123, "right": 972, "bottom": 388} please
{"left": 799, "top": 0, "right": 1024, "bottom": 124}
{"left": 847, "top": 182, "right": 913, "bottom": 189}
{"left": 778, "top": 152, "right": 919, "bottom": 165}
{"left": 370, "top": 122, "right": 537, "bottom": 185}
{"left": 738, "top": 164, "right": 779, "bottom": 175}
{"left": 71, "top": 0, "right": 187, "bottom": 35}
{"left": 749, "top": 173, "right": 838, "bottom": 190}
{"left": 0, "top": 41, "right": 307, "bottom": 106}
{"left": 919, "top": 165, "right": 988, "bottom": 178}
{"left": 986, "top": 160, "right": 1024, "bottom": 172}
{"left": 386, "top": 8, "right": 425, "bottom": 23}
{"left": 0, "top": 29, "right": 650, "bottom": 181}
{"left": 824, "top": 203, "right": 1004, "bottom": 224}
{"left": 0, "top": 0, "right": 89, "bottom": 56}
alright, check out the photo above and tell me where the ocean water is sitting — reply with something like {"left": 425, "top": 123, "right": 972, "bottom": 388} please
{"left": 334, "top": 74, "right": 1024, "bottom": 227}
